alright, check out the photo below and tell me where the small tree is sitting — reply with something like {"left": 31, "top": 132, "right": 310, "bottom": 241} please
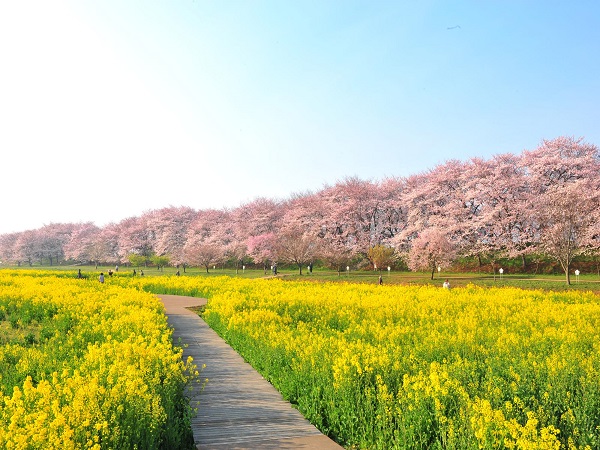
{"left": 184, "top": 242, "right": 222, "bottom": 273}
{"left": 407, "top": 228, "right": 455, "bottom": 280}
{"left": 367, "top": 245, "right": 396, "bottom": 273}
{"left": 320, "top": 240, "right": 355, "bottom": 276}
{"left": 128, "top": 253, "right": 146, "bottom": 268}
{"left": 151, "top": 254, "right": 170, "bottom": 271}
{"left": 275, "top": 226, "right": 318, "bottom": 275}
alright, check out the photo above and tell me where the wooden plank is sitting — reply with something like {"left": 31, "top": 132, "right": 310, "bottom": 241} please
{"left": 159, "top": 295, "right": 344, "bottom": 450}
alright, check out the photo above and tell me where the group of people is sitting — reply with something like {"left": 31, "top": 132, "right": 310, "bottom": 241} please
{"left": 90, "top": 265, "right": 451, "bottom": 287}
{"left": 96, "top": 267, "right": 142, "bottom": 283}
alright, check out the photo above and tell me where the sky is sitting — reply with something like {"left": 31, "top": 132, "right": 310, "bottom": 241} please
{"left": 1, "top": 1, "right": 599, "bottom": 235}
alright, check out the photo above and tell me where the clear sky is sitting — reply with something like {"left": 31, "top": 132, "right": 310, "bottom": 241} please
{"left": 1, "top": 1, "right": 599, "bottom": 234}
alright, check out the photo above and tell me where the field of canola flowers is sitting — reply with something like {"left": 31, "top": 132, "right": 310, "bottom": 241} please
{"left": 132, "top": 275, "right": 600, "bottom": 450}
{"left": 4, "top": 271, "right": 600, "bottom": 450}
{"left": 0, "top": 270, "right": 197, "bottom": 450}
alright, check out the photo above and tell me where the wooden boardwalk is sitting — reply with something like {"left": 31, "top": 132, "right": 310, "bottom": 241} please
{"left": 159, "top": 295, "right": 344, "bottom": 450}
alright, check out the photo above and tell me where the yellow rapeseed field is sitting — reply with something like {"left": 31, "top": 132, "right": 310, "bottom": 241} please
{"left": 133, "top": 275, "right": 600, "bottom": 450}
{"left": 0, "top": 270, "right": 196, "bottom": 450}
{"left": 4, "top": 271, "right": 600, "bottom": 449}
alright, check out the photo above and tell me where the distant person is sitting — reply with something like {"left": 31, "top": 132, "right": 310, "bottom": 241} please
{"left": 176, "top": 270, "right": 180, "bottom": 276}
{"left": 379, "top": 275, "right": 383, "bottom": 285}
{"left": 77, "top": 269, "right": 82, "bottom": 279}
{"left": 140, "top": 270, "right": 144, "bottom": 276}
{"left": 108, "top": 269, "right": 113, "bottom": 277}
{"left": 133, "top": 269, "right": 137, "bottom": 276}
{"left": 443, "top": 279, "right": 450, "bottom": 289}
{"left": 99, "top": 273, "right": 105, "bottom": 283}
{"left": 115, "top": 265, "right": 119, "bottom": 272}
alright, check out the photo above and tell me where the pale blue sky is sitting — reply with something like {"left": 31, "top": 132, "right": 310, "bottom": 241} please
{"left": 1, "top": 1, "right": 599, "bottom": 234}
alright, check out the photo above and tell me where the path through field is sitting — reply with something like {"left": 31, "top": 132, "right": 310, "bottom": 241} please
{"left": 159, "top": 294, "right": 344, "bottom": 450}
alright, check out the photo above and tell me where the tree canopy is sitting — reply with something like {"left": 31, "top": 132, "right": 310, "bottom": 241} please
{"left": 2, "top": 136, "right": 598, "bottom": 284}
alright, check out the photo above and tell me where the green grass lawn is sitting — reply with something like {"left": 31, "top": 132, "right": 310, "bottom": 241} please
{"left": 3, "top": 263, "right": 600, "bottom": 292}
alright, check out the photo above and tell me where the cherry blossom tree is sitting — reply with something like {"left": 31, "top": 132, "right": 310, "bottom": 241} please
{"left": 462, "top": 153, "right": 532, "bottom": 271}
{"left": 14, "top": 230, "right": 38, "bottom": 266}
{"left": 232, "top": 197, "right": 284, "bottom": 239}
{"left": 233, "top": 198, "right": 285, "bottom": 273}
{"left": 534, "top": 180, "right": 598, "bottom": 284}
{"left": 97, "top": 223, "right": 122, "bottom": 265}
{"left": 318, "top": 177, "right": 383, "bottom": 257}
{"left": 0, "top": 233, "right": 20, "bottom": 265}
{"left": 34, "top": 223, "right": 75, "bottom": 265}
{"left": 145, "top": 206, "right": 198, "bottom": 267}
{"left": 63, "top": 222, "right": 102, "bottom": 264}
{"left": 399, "top": 162, "right": 467, "bottom": 242}
{"left": 116, "top": 215, "right": 155, "bottom": 265}
{"left": 377, "top": 177, "right": 408, "bottom": 244}
{"left": 247, "top": 233, "right": 276, "bottom": 274}
{"left": 522, "top": 136, "right": 600, "bottom": 189}
{"left": 183, "top": 209, "right": 228, "bottom": 272}
{"left": 184, "top": 241, "right": 222, "bottom": 273}
{"left": 522, "top": 136, "right": 600, "bottom": 278}
{"left": 406, "top": 228, "right": 456, "bottom": 279}
{"left": 208, "top": 209, "right": 248, "bottom": 274}
{"left": 319, "top": 238, "right": 355, "bottom": 276}
{"left": 274, "top": 224, "right": 318, "bottom": 275}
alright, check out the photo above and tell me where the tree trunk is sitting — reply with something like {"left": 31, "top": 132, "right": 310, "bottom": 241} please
{"left": 565, "top": 264, "right": 571, "bottom": 285}
{"left": 299, "top": 264, "right": 303, "bottom": 275}
{"left": 521, "top": 254, "right": 526, "bottom": 270}
{"left": 430, "top": 267, "right": 435, "bottom": 280}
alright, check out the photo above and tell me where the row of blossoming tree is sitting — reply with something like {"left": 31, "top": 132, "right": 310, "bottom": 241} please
{"left": 1, "top": 136, "right": 599, "bottom": 284}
